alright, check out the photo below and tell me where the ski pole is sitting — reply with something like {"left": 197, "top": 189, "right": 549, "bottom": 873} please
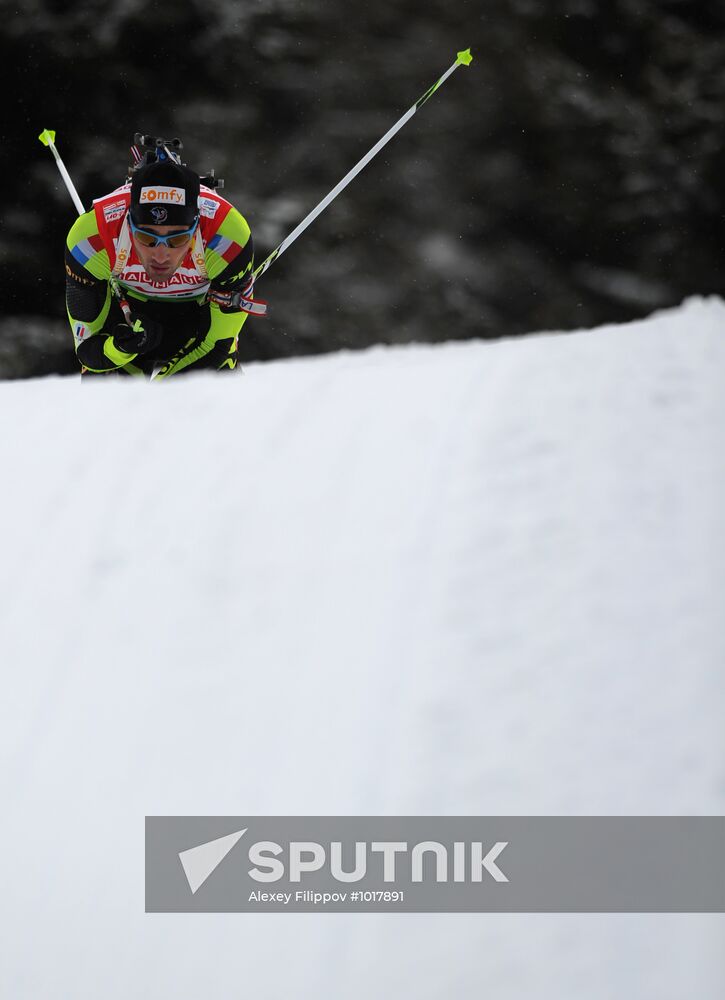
{"left": 39, "top": 128, "right": 135, "bottom": 325}
{"left": 252, "top": 48, "right": 473, "bottom": 283}
{"left": 38, "top": 129, "right": 86, "bottom": 215}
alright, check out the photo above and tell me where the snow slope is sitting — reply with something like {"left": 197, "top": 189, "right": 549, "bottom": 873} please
{"left": 1, "top": 296, "right": 723, "bottom": 998}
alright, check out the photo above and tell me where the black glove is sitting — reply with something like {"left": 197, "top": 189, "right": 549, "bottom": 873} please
{"left": 111, "top": 315, "right": 163, "bottom": 356}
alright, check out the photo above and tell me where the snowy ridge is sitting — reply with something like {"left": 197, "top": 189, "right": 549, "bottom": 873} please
{"left": 1, "top": 296, "right": 723, "bottom": 998}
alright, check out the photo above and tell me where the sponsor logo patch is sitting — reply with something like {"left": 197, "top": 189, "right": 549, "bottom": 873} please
{"left": 65, "top": 263, "right": 95, "bottom": 286}
{"left": 198, "top": 196, "right": 220, "bottom": 219}
{"left": 103, "top": 199, "right": 127, "bottom": 223}
{"left": 150, "top": 207, "right": 168, "bottom": 223}
{"left": 139, "top": 185, "right": 186, "bottom": 205}
{"left": 118, "top": 264, "right": 210, "bottom": 295}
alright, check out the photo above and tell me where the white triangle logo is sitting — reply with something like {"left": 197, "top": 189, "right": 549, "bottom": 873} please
{"left": 178, "top": 828, "right": 247, "bottom": 894}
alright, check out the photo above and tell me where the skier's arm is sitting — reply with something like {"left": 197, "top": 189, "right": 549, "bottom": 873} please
{"left": 65, "top": 212, "right": 142, "bottom": 373}
{"left": 154, "top": 206, "right": 255, "bottom": 377}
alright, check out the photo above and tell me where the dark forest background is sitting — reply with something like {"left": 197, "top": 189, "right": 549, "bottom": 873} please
{"left": 2, "top": 0, "right": 725, "bottom": 378}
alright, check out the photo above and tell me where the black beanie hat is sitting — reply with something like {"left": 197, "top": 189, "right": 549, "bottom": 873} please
{"left": 130, "top": 160, "right": 200, "bottom": 227}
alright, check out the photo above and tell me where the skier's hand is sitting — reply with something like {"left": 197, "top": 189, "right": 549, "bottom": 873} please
{"left": 112, "top": 315, "right": 163, "bottom": 356}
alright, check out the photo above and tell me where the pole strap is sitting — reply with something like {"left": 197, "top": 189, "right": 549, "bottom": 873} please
{"left": 207, "top": 277, "right": 268, "bottom": 317}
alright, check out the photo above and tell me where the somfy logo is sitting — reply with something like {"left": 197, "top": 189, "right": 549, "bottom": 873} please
{"left": 139, "top": 185, "right": 186, "bottom": 205}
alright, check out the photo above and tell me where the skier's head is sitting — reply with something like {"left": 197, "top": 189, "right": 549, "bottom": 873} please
{"left": 128, "top": 159, "right": 201, "bottom": 282}
{"left": 130, "top": 159, "right": 200, "bottom": 228}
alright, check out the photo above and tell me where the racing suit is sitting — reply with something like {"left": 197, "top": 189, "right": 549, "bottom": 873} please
{"left": 65, "top": 183, "right": 255, "bottom": 377}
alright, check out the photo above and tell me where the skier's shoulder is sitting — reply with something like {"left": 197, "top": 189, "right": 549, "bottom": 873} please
{"left": 199, "top": 185, "right": 251, "bottom": 243}
{"left": 65, "top": 183, "right": 130, "bottom": 278}
{"left": 92, "top": 182, "right": 132, "bottom": 225}
{"left": 66, "top": 207, "right": 110, "bottom": 280}
{"left": 66, "top": 183, "right": 130, "bottom": 251}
